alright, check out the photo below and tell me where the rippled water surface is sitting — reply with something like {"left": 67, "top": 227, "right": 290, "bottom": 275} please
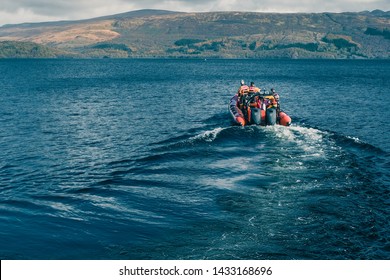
{"left": 0, "top": 59, "right": 389, "bottom": 259}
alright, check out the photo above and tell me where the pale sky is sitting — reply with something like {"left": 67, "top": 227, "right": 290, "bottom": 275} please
{"left": 1, "top": 0, "right": 389, "bottom": 26}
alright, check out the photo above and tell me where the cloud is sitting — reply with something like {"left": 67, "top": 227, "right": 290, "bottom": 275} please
{"left": 0, "top": 0, "right": 389, "bottom": 26}
{"left": 1, "top": 0, "right": 112, "bottom": 17}
{"left": 119, "top": 0, "right": 390, "bottom": 13}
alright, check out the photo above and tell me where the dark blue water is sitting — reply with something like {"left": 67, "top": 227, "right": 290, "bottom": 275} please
{"left": 0, "top": 59, "right": 389, "bottom": 260}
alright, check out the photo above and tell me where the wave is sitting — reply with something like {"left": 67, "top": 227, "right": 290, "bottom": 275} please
{"left": 188, "top": 127, "right": 226, "bottom": 142}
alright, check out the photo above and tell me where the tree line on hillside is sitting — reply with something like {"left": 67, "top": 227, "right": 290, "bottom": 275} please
{"left": 166, "top": 33, "right": 362, "bottom": 58}
{"left": 0, "top": 41, "right": 62, "bottom": 58}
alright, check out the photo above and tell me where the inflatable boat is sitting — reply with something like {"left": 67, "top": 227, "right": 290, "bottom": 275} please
{"left": 229, "top": 90, "right": 291, "bottom": 126}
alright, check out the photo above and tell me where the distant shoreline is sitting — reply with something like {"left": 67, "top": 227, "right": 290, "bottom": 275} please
{"left": 1, "top": 56, "right": 389, "bottom": 60}
{"left": 1, "top": 10, "right": 389, "bottom": 59}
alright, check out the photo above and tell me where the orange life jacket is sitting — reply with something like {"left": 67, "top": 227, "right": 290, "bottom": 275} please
{"left": 249, "top": 86, "right": 260, "bottom": 93}
{"left": 238, "top": 85, "right": 249, "bottom": 95}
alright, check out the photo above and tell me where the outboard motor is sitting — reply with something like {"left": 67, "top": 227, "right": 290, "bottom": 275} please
{"left": 250, "top": 108, "right": 262, "bottom": 125}
{"left": 266, "top": 107, "right": 277, "bottom": 125}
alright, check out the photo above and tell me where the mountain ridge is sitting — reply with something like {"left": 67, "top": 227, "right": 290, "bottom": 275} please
{"left": 0, "top": 9, "right": 181, "bottom": 28}
{"left": 1, "top": 9, "right": 389, "bottom": 59}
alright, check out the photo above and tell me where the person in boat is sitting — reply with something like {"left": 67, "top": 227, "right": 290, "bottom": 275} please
{"left": 244, "top": 82, "right": 261, "bottom": 108}
{"left": 237, "top": 80, "right": 249, "bottom": 95}
{"left": 248, "top": 81, "right": 260, "bottom": 94}
{"left": 270, "top": 88, "right": 279, "bottom": 101}
{"left": 237, "top": 80, "right": 249, "bottom": 109}
{"left": 270, "top": 88, "right": 281, "bottom": 114}
{"left": 270, "top": 88, "right": 280, "bottom": 106}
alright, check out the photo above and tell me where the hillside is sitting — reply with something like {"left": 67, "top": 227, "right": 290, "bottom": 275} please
{"left": 0, "top": 9, "right": 389, "bottom": 58}
{"left": 0, "top": 41, "right": 73, "bottom": 58}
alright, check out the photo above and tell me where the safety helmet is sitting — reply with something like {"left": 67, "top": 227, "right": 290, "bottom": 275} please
{"left": 250, "top": 81, "right": 255, "bottom": 86}
{"left": 240, "top": 80, "right": 245, "bottom": 85}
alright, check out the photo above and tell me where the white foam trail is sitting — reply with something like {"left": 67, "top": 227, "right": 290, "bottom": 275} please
{"left": 269, "top": 125, "right": 329, "bottom": 158}
{"left": 346, "top": 135, "right": 362, "bottom": 144}
{"left": 189, "top": 127, "right": 225, "bottom": 142}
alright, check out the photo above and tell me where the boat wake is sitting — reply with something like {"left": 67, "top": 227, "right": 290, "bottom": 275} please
{"left": 188, "top": 127, "right": 225, "bottom": 143}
